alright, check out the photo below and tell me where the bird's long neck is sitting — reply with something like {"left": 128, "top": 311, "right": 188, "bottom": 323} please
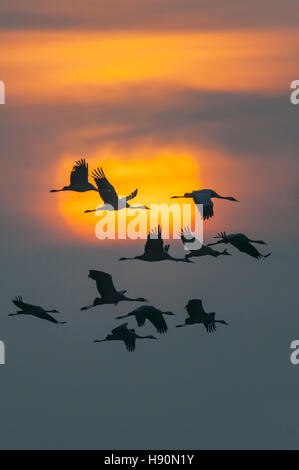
{"left": 214, "top": 195, "right": 236, "bottom": 201}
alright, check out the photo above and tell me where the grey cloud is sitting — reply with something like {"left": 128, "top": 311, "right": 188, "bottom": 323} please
{"left": 0, "top": 0, "right": 298, "bottom": 31}
{"left": 1, "top": 88, "right": 298, "bottom": 161}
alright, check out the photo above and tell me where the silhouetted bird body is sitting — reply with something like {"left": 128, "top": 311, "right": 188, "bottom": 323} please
{"left": 171, "top": 189, "right": 238, "bottom": 220}
{"left": 208, "top": 232, "right": 271, "bottom": 260}
{"left": 117, "top": 305, "right": 175, "bottom": 334}
{"left": 80, "top": 270, "right": 147, "bottom": 310}
{"left": 9, "top": 296, "right": 65, "bottom": 324}
{"left": 84, "top": 167, "right": 149, "bottom": 213}
{"left": 180, "top": 227, "right": 231, "bottom": 259}
{"left": 176, "top": 299, "right": 228, "bottom": 333}
{"left": 119, "top": 226, "right": 191, "bottom": 263}
{"left": 94, "top": 323, "right": 156, "bottom": 352}
{"left": 50, "top": 159, "right": 97, "bottom": 193}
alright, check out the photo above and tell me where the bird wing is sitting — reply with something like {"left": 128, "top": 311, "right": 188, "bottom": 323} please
{"left": 204, "top": 313, "right": 216, "bottom": 333}
{"left": 12, "top": 296, "right": 37, "bottom": 311}
{"left": 135, "top": 309, "right": 147, "bottom": 327}
{"left": 111, "top": 323, "right": 129, "bottom": 335}
{"left": 93, "top": 271, "right": 119, "bottom": 297}
{"left": 147, "top": 311, "right": 168, "bottom": 334}
{"left": 144, "top": 226, "right": 164, "bottom": 257}
{"left": 202, "top": 202, "right": 214, "bottom": 220}
{"left": 123, "top": 331, "right": 136, "bottom": 352}
{"left": 126, "top": 189, "right": 138, "bottom": 201}
{"left": 193, "top": 192, "right": 214, "bottom": 220}
{"left": 187, "top": 300, "right": 205, "bottom": 321}
{"left": 70, "top": 159, "right": 89, "bottom": 186}
{"left": 180, "top": 227, "right": 196, "bottom": 245}
{"left": 232, "top": 239, "right": 264, "bottom": 259}
{"left": 91, "top": 167, "right": 119, "bottom": 206}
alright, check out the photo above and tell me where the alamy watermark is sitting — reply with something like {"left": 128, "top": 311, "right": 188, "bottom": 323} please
{"left": 290, "top": 340, "right": 299, "bottom": 365}
{"left": 94, "top": 201, "right": 203, "bottom": 248}
{"left": 0, "top": 81, "right": 5, "bottom": 104}
{"left": 0, "top": 341, "right": 5, "bottom": 365}
{"left": 290, "top": 80, "right": 299, "bottom": 105}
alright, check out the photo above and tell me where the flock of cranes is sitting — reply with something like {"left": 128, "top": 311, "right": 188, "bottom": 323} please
{"left": 10, "top": 158, "right": 271, "bottom": 352}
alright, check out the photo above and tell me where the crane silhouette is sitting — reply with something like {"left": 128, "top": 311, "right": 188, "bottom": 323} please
{"left": 176, "top": 299, "right": 228, "bottom": 333}
{"left": 119, "top": 226, "right": 192, "bottom": 263}
{"left": 180, "top": 227, "right": 231, "bottom": 259}
{"left": 9, "top": 296, "right": 66, "bottom": 325}
{"left": 116, "top": 305, "right": 175, "bottom": 334}
{"left": 80, "top": 270, "right": 147, "bottom": 310}
{"left": 94, "top": 323, "right": 157, "bottom": 352}
{"left": 171, "top": 189, "right": 238, "bottom": 220}
{"left": 50, "top": 159, "right": 97, "bottom": 193}
{"left": 84, "top": 167, "right": 149, "bottom": 212}
{"left": 208, "top": 231, "right": 271, "bottom": 260}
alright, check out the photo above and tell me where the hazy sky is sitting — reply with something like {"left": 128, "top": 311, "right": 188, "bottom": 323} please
{"left": 0, "top": 1, "right": 299, "bottom": 449}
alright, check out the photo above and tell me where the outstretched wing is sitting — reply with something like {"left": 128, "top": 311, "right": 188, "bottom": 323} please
{"left": 144, "top": 226, "right": 164, "bottom": 257}
{"left": 180, "top": 227, "right": 196, "bottom": 245}
{"left": 112, "top": 323, "right": 129, "bottom": 335}
{"left": 186, "top": 299, "right": 205, "bottom": 321}
{"left": 202, "top": 202, "right": 214, "bottom": 220}
{"left": 12, "top": 296, "right": 36, "bottom": 310}
{"left": 126, "top": 189, "right": 138, "bottom": 201}
{"left": 91, "top": 167, "right": 119, "bottom": 206}
{"left": 70, "top": 159, "right": 89, "bottom": 186}
{"left": 193, "top": 192, "right": 214, "bottom": 220}
{"left": 204, "top": 313, "right": 216, "bottom": 333}
{"left": 147, "top": 311, "right": 168, "bottom": 334}
{"left": 91, "top": 271, "right": 119, "bottom": 298}
{"left": 233, "top": 239, "right": 264, "bottom": 259}
{"left": 123, "top": 331, "right": 136, "bottom": 352}
{"left": 134, "top": 307, "right": 147, "bottom": 327}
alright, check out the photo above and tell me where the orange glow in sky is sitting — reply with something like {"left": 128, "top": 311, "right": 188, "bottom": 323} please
{"left": 1, "top": 29, "right": 299, "bottom": 103}
{"left": 52, "top": 149, "right": 201, "bottom": 241}
{"left": 2, "top": 26, "right": 294, "bottom": 244}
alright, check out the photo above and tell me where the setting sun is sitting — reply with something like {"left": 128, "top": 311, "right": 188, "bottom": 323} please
{"left": 52, "top": 148, "right": 201, "bottom": 241}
